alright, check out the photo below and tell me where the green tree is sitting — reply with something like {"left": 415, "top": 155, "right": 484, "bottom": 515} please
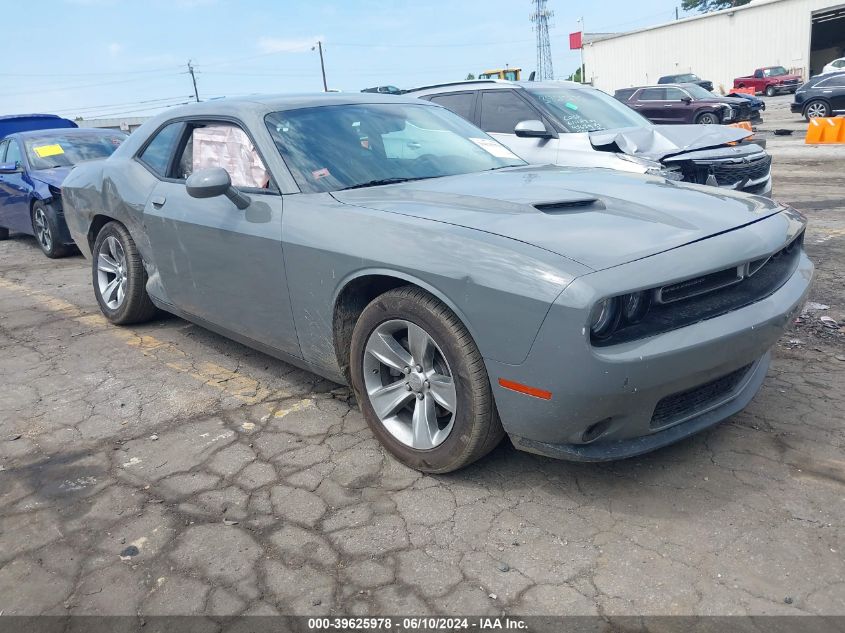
{"left": 567, "top": 67, "right": 583, "bottom": 82}
{"left": 681, "top": 0, "right": 750, "bottom": 13}
{"left": 465, "top": 73, "right": 476, "bottom": 80}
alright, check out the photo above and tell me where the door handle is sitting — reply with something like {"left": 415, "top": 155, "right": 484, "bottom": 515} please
{"left": 407, "top": 142, "right": 421, "bottom": 149}
{"left": 150, "top": 194, "right": 166, "bottom": 207}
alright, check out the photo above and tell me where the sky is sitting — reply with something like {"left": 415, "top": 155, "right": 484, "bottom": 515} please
{"left": 1, "top": 0, "right": 696, "bottom": 120}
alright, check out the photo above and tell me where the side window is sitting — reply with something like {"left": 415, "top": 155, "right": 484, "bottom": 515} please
{"left": 174, "top": 123, "right": 270, "bottom": 190}
{"left": 664, "top": 87, "right": 687, "bottom": 101}
{"left": 0, "top": 140, "right": 8, "bottom": 162}
{"left": 819, "top": 74, "right": 845, "bottom": 87}
{"left": 479, "top": 90, "right": 539, "bottom": 134}
{"left": 5, "top": 140, "right": 22, "bottom": 166}
{"left": 428, "top": 93, "right": 475, "bottom": 122}
{"left": 639, "top": 88, "right": 666, "bottom": 100}
{"left": 138, "top": 122, "right": 182, "bottom": 177}
{"left": 754, "top": 70, "right": 763, "bottom": 79}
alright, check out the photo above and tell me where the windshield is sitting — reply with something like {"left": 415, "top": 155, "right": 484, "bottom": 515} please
{"left": 23, "top": 131, "right": 127, "bottom": 169}
{"left": 526, "top": 87, "right": 649, "bottom": 132}
{"left": 763, "top": 66, "right": 788, "bottom": 77}
{"left": 675, "top": 73, "right": 700, "bottom": 82}
{"left": 682, "top": 84, "right": 716, "bottom": 99}
{"left": 265, "top": 103, "right": 525, "bottom": 193}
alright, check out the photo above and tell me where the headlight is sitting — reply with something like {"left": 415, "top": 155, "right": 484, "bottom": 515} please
{"left": 590, "top": 291, "right": 652, "bottom": 341}
{"left": 616, "top": 154, "right": 682, "bottom": 180}
{"left": 589, "top": 298, "right": 620, "bottom": 340}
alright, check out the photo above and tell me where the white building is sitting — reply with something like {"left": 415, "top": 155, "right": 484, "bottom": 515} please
{"left": 582, "top": 0, "right": 845, "bottom": 93}
{"left": 74, "top": 117, "right": 149, "bottom": 134}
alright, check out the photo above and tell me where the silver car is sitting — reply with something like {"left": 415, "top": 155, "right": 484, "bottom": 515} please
{"left": 408, "top": 80, "right": 773, "bottom": 197}
{"left": 61, "top": 94, "right": 812, "bottom": 472}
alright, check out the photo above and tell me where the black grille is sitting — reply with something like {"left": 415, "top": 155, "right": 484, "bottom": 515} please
{"left": 700, "top": 154, "right": 771, "bottom": 187}
{"left": 651, "top": 363, "right": 753, "bottom": 429}
{"left": 593, "top": 232, "right": 803, "bottom": 347}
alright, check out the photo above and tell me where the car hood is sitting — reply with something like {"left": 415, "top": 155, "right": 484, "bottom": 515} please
{"left": 29, "top": 166, "right": 72, "bottom": 189}
{"left": 331, "top": 165, "right": 782, "bottom": 271}
{"left": 589, "top": 124, "right": 752, "bottom": 161}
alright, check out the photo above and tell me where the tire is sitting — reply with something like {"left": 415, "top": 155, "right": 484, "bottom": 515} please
{"left": 695, "top": 111, "right": 720, "bottom": 125}
{"left": 0, "top": 227, "right": 8, "bottom": 240}
{"left": 31, "top": 201, "right": 72, "bottom": 258}
{"left": 804, "top": 99, "right": 830, "bottom": 121}
{"left": 350, "top": 286, "right": 504, "bottom": 473}
{"left": 91, "top": 221, "right": 157, "bottom": 325}
{"left": 765, "top": 85, "right": 776, "bottom": 97}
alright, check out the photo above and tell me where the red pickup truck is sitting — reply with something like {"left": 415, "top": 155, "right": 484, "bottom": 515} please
{"left": 733, "top": 66, "right": 802, "bottom": 96}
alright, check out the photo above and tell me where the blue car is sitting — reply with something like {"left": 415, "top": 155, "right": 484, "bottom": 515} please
{"left": 0, "top": 128, "right": 127, "bottom": 257}
{"left": 726, "top": 91, "right": 766, "bottom": 121}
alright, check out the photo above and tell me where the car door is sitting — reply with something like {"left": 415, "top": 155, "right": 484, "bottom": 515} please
{"left": 139, "top": 119, "right": 301, "bottom": 358}
{"left": 477, "top": 89, "right": 558, "bottom": 163}
{"left": 0, "top": 138, "right": 32, "bottom": 234}
{"left": 629, "top": 88, "right": 667, "bottom": 123}
{"left": 663, "top": 87, "right": 693, "bottom": 124}
{"left": 818, "top": 74, "right": 845, "bottom": 112}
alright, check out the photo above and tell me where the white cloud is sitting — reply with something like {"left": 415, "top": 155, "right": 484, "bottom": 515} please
{"left": 108, "top": 42, "right": 124, "bottom": 56}
{"left": 257, "top": 36, "right": 324, "bottom": 54}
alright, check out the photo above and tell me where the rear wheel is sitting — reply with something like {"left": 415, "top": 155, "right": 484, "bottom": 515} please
{"left": 765, "top": 85, "right": 776, "bottom": 97}
{"left": 92, "top": 221, "right": 157, "bottom": 325}
{"left": 31, "top": 201, "right": 71, "bottom": 258}
{"left": 804, "top": 100, "right": 830, "bottom": 120}
{"left": 350, "top": 286, "right": 504, "bottom": 473}
{"left": 695, "top": 111, "right": 719, "bottom": 125}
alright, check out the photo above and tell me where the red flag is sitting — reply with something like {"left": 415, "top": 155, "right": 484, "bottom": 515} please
{"left": 569, "top": 31, "right": 583, "bottom": 50}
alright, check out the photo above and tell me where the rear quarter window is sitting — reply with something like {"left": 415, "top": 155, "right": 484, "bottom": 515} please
{"left": 137, "top": 122, "right": 183, "bottom": 178}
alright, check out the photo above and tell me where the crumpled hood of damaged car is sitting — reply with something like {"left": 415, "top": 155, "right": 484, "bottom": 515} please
{"left": 331, "top": 165, "right": 783, "bottom": 271}
{"left": 589, "top": 124, "right": 753, "bottom": 162}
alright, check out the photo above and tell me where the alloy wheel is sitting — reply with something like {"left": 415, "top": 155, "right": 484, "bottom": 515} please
{"left": 34, "top": 208, "right": 52, "bottom": 252}
{"left": 96, "top": 235, "right": 128, "bottom": 310}
{"left": 698, "top": 113, "right": 718, "bottom": 125}
{"left": 806, "top": 102, "right": 827, "bottom": 118}
{"left": 362, "top": 319, "right": 457, "bottom": 450}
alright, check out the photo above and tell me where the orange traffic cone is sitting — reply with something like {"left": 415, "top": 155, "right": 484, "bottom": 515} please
{"left": 728, "top": 121, "right": 753, "bottom": 132}
{"left": 805, "top": 117, "right": 845, "bottom": 144}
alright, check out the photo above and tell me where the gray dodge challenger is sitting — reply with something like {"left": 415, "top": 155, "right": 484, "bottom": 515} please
{"left": 61, "top": 94, "right": 813, "bottom": 472}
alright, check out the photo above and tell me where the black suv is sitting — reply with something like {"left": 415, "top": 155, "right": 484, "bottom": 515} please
{"left": 658, "top": 73, "right": 713, "bottom": 92}
{"left": 791, "top": 72, "right": 845, "bottom": 120}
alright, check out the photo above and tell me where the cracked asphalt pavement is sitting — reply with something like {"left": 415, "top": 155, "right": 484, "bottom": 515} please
{"left": 1, "top": 97, "right": 843, "bottom": 618}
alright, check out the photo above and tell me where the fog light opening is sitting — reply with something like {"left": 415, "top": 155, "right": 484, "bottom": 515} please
{"left": 581, "top": 418, "right": 612, "bottom": 443}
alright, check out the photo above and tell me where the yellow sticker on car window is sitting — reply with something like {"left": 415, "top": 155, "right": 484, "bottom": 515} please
{"left": 33, "top": 144, "right": 64, "bottom": 158}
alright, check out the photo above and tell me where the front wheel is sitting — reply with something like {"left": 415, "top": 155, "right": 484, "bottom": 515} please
{"left": 31, "top": 201, "right": 71, "bottom": 258}
{"left": 695, "top": 111, "right": 720, "bottom": 125}
{"left": 92, "top": 221, "right": 158, "bottom": 325}
{"left": 804, "top": 100, "right": 830, "bottom": 120}
{"left": 350, "top": 286, "right": 504, "bottom": 473}
{"left": 765, "top": 85, "right": 776, "bottom": 97}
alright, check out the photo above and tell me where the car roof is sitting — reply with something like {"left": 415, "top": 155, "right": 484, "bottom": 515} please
{"left": 405, "top": 79, "right": 584, "bottom": 95}
{"left": 12, "top": 127, "right": 126, "bottom": 139}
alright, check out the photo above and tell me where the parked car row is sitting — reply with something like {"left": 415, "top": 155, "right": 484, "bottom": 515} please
{"left": 408, "top": 80, "right": 772, "bottom": 196}
{"left": 613, "top": 84, "right": 754, "bottom": 125}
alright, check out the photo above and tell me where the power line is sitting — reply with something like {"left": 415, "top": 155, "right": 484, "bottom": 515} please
{"left": 79, "top": 101, "right": 192, "bottom": 119}
{"left": 0, "top": 64, "right": 183, "bottom": 78}
{"left": 51, "top": 95, "right": 193, "bottom": 115}
{"left": 0, "top": 72, "right": 179, "bottom": 98}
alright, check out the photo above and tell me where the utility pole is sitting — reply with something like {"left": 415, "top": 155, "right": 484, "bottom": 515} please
{"left": 577, "top": 16, "right": 585, "bottom": 84}
{"left": 315, "top": 41, "right": 328, "bottom": 92}
{"left": 676, "top": 6, "right": 679, "bottom": 20}
{"left": 187, "top": 60, "right": 200, "bottom": 102}
{"left": 530, "top": 0, "right": 554, "bottom": 81}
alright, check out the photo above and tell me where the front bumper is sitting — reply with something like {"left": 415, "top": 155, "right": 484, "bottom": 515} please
{"left": 486, "top": 211, "right": 812, "bottom": 461}
{"left": 790, "top": 102, "right": 804, "bottom": 114}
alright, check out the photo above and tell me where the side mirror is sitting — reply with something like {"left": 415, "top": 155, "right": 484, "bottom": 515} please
{"left": 681, "top": 96, "right": 692, "bottom": 104}
{"left": 514, "top": 120, "right": 552, "bottom": 138}
{"left": 186, "top": 167, "right": 251, "bottom": 210}
{"left": 0, "top": 161, "right": 21, "bottom": 174}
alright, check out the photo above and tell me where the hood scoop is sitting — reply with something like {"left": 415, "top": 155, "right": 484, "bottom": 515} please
{"left": 534, "top": 198, "right": 602, "bottom": 213}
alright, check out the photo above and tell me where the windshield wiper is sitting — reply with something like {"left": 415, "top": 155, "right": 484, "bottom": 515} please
{"left": 339, "top": 177, "right": 429, "bottom": 191}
